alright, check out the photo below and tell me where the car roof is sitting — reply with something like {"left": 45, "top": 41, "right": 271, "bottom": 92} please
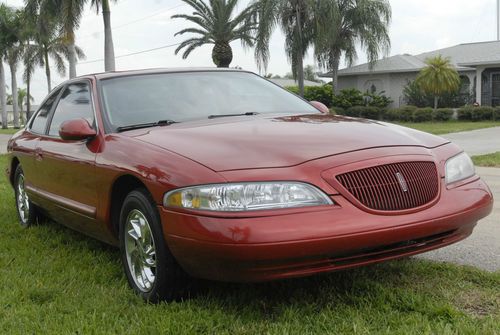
{"left": 82, "top": 67, "right": 252, "bottom": 80}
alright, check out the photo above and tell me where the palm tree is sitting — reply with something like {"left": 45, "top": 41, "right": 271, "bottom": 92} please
{"left": 24, "top": 34, "right": 85, "bottom": 93}
{"left": 172, "top": 0, "right": 256, "bottom": 68}
{"left": 2, "top": 7, "right": 25, "bottom": 129}
{"left": 314, "top": 0, "right": 391, "bottom": 94}
{"left": 252, "top": 0, "right": 315, "bottom": 96}
{"left": 26, "top": 0, "right": 84, "bottom": 79}
{"left": 8, "top": 88, "right": 34, "bottom": 125}
{"left": 416, "top": 55, "right": 461, "bottom": 111}
{"left": 0, "top": 4, "right": 17, "bottom": 129}
{"left": 90, "top": 0, "right": 117, "bottom": 71}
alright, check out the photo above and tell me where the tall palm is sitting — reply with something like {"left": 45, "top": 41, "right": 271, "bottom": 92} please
{"left": 315, "top": 0, "right": 391, "bottom": 94}
{"left": 416, "top": 55, "right": 460, "bottom": 111}
{"left": 26, "top": 0, "right": 85, "bottom": 79}
{"left": 172, "top": 0, "right": 256, "bottom": 68}
{"left": 252, "top": 0, "right": 315, "bottom": 96}
{"left": 2, "top": 7, "right": 25, "bottom": 128}
{"left": 90, "top": 0, "right": 117, "bottom": 71}
{"left": 0, "top": 4, "right": 17, "bottom": 129}
{"left": 8, "top": 88, "right": 34, "bottom": 125}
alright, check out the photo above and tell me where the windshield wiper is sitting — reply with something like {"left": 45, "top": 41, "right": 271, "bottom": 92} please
{"left": 116, "top": 119, "right": 177, "bottom": 132}
{"left": 208, "top": 112, "right": 259, "bottom": 119}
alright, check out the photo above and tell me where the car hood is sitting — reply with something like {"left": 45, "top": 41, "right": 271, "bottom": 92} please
{"left": 126, "top": 114, "right": 449, "bottom": 171}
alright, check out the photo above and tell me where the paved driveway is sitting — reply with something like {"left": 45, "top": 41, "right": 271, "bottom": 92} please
{"left": 0, "top": 134, "right": 10, "bottom": 154}
{"left": 442, "top": 126, "right": 500, "bottom": 156}
{"left": 418, "top": 167, "right": 499, "bottom": 272}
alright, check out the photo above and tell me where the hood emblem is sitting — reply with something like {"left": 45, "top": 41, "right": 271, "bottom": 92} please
{"left": 395, "top": 172, "right": 409, "bottom": 192}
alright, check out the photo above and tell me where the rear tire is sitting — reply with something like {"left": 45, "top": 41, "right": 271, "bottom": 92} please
{"left": 14, "top": 166, "right": 38, "bottom": 227}
{"left": 119, "top": 188, "right": 191, "bottom": 302}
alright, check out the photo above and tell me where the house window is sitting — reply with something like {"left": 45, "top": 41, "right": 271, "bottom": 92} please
{"left": 364, "top": 79, "right": 383, "bottom": 94}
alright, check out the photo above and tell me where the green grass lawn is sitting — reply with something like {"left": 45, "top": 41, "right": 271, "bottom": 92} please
{"left": 396, "top": 121, "right": 500, "bottom": 135}
{"left": 0, "top": 128, "right": 21, "bottom": 135}
{"left": 472, "top": 152, "right": 500, "bottom": 168}
{"left": 0, "top": 154, "right": 499, "bottom": 334}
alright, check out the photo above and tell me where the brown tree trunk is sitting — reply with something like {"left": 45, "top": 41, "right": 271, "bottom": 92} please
{"left": 295, "top": 2, "right": 304, "bottom": 97}
{"left": 0, "top": 62, "right": 7, "bottom": 129}
{"left": 44, "top": 49, "right": 52, "bottom": 92}
{"left": 102, "top": 0, "right": 116, "bottom": 72}
{"left": 330, "top": 49, "right": 341, "bottom": 96}
{"left": 9, "top": 60, "right": 20, "bottom": 128}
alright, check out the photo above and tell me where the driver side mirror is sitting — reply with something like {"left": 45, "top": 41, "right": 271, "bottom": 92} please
{"left": 59, "top": 119, "right": 97, "bottom": 141}
{"left": 309, "top": 101, "right": 330, "bottom": 114}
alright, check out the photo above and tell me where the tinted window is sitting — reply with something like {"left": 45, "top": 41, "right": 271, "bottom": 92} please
{"left": 48, "top": 82, "right": 95, "bottom": 137}
{"left": 30, "top": 88, "right": 61, "bottom": 134}
{"left": 100, "top": 72, "right": 318, "bottom": 129}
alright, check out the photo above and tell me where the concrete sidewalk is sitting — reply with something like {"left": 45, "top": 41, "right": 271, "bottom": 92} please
{"left": 0, "top": 134, "right": 10, "bottom": 154}
{"left": 442, "top": 126, "right": 500, "bottom": 156}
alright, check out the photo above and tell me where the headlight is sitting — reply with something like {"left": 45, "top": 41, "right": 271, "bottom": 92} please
{"left": 164, "top": 182, "right": 333, "bottom": 211}
{"left": 445, "top": 152, "right": 475, "bottom": 184}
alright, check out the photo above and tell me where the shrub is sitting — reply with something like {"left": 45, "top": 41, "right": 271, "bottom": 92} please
{"left": 364, "top": 92, "right": 393, "bottom": 108}
{"left": 332, "top": 88, "right": 365, "bottom": 109}
{"left": 413, "top": 108, "right": 433, "bottom": 122}
{"left": 403, "top": 79, "right": 473, "bottom": 108}
{"left": 383, "top": 108, "right": 401, "bottom": 121}
{"left": 285, "top": 85, "right": 334, "bottom": 107}
{"left": 330, "top": 106, "right": 344, "bottom": 115}
{"left": 398, "top": 105, "right": 418, "bottom": 122}
{"left": 494, "top": 107, "right": 500, "bottom": 120}
{"left": 471, "top": 107, "right": 494, "bottom": 121}
{"left": 345, "top": 106, "right": 381, "bottom": 120}
{"left": 458, "top": 106, "right": 495, "bottom": 121}
{"left": 457, "top": 106, "right": 473, "bottom": 120}
{"left": 433, "top": 108, "right": 453, "bottom": 121}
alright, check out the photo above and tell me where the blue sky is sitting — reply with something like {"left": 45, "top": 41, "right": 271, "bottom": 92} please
{"left": 2, "top": 0, "right": 499, "bottom": 103}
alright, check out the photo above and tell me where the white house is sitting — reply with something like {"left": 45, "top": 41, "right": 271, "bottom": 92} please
{"left": 320, "top": 40, "right": 500, "bottom": 108}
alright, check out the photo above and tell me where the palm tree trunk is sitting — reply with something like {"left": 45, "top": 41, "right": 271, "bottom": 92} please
{"left": 67, "top": 32, "right": 77, "bottom": 79}
{"left": 295, "top": 3, "right": 304, "bottom": 97}
{"left": 9, "top": 61, "right": 20, "bottom": 128}
{"left": 434, "top": 96, "right": 438, "bottom": 111}
{"left": 26, "top": 74, "right": 31, "bottom": 121}
{"left": 19, "top": 98, "right": 25, "bottom": 126}
{"left": 0, "top": 62, "right": 7, "bottom": 129}
{"left": 330, "top": 52, "right": 340, "bottom": 95}
{"left": 330, "top": 49, "right": 341, "bottom": 95}
{"left": 44, "top": 49, "right": 52, "bottom": 92}
{"left": 102, "top": 0, "right": 116, "bottom": 72}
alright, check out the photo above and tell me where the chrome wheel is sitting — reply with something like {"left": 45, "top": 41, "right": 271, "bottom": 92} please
{"left": 124, "top": 209, "right": 157, "bottom": 293}
{"left": 17, "top": 174, "right": 30, "bottom": 224}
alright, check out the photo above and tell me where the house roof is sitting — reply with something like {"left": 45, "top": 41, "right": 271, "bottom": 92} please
{"left": 269, "top": 78, "right": 324, "bottom": 87}
{"left": 320, "top": 40, "right": 500, "bottom": 77}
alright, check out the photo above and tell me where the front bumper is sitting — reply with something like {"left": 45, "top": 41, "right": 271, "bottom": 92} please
{"left": 160, "top": 177, "right": 493, "bottom": 282}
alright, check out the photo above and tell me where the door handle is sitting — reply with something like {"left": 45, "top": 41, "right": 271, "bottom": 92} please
{"left": 35, "top": 148, "right": 43, "bottom": 161}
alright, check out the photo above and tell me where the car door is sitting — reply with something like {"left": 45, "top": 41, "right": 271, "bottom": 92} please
{"left": 20, "top": 87, "right": 63, "bottom": 201}
{"left": 35, "top": 80, "right": 103, "bottom": 237}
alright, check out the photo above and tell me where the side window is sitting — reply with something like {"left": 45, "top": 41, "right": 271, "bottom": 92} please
{"left": 48, "top": 82, "right": 95, "bottom": 137}
{"left": 30, "top": 88, "right": 61, "bottom": 134}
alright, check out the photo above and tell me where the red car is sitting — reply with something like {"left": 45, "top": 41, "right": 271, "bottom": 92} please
{"left": 5, "top": 69, "right": 493, "bottom": 302}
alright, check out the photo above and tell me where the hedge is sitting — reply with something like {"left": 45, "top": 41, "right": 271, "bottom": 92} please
{"left": 345, "top": 106, "right": 382, "bottom": 120}
{"left": 340, "top": 106, "right": 454, "bottom": 122}
{"left": 286, "top": 85, "right": 334, "bottom": 107}
{"left": 457, "top": 106, "right": 495, "bottom": 121}
{"left": 433, "top": 108, "right": 454, "bottom": 121}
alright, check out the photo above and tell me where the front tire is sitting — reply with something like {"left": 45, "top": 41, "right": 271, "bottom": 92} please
{"left": 14, "top": 166, "right": 38, "bottom": 227}
{"left": 119, "top": 188, "right": 190, "bottom": 302}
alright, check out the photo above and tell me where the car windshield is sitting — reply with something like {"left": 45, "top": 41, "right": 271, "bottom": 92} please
{"left": 100, "top": 71, "right": 319, "bottom": 130}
